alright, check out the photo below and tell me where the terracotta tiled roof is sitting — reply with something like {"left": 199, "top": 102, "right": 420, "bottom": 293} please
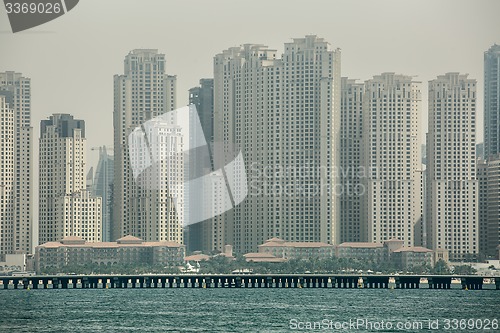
{"left": 39, "top": 242, "right": 63, "bottom": 248}
{"left": 37, "top": 240, "right": 183, "bottom": 249}
{"left": 116, "top": 235, "right": 143, "bottom": 243}
{"left": 259, "top": 241, "right": 333, "bottom": 248}
{"left": 91, "top": 243, "right": 119, "bottom": 248}
{"left": 337, "top": 242, "right": 384, "bottom": 248}
{"left": 248, "top": 258, "right": 287, "bottom": 263}
{"left": 146, "top": 241, "right": 183, "bottom": 247}
{"left": 286, "top": 242, "right": 333, "bottom": 248}
{"left": 244, "top": 253, "right": 278, "bottom": 258}
{"left": 244, "top": 252, "right": 287, "bottom": 263}
{"left": 259, "top": 242, "right": 286, "bottom": 247}
{"left": 393, "top": 246, "right": 433, "bottom": 253}
{"left": 116, "top": 235, "right": 142, "bottom": 241}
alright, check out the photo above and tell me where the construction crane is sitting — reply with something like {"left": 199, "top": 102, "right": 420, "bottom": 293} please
{"left": 90, "top": 145, "right": 114, "bottom": 152}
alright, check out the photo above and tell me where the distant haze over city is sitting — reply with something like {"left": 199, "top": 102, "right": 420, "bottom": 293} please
{"left": 1, "top": 0, "right": 499, "bottom": 247}
{"left": 3, "top": 3, "right": 500, "bottom": 333}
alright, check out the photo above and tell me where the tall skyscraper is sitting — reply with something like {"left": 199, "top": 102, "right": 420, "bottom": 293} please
{"left": 185, "top": 79, "right": 217, "bottom": 252}
{"left": 39, "top": 114, "right": 102, "bottom": 243}
{"left": 360, "top": 73, "right": 422, "bottom": 247}
{"left": 414, "top": 168, "right": 426, "bottom": 247}
{"left": 189, "top": 79, "right": 214, "bottom": 148}
{"left": 113, "top": 49, "right": 182, "bottom": 243}
{"left": 0, "top": 72, "right": 33, "bottom": 255}
{"left": 484, "top": 44, "right": 500, "bottom": 159}
{"left": 427, "top": 73, "right": 478, "bottom": 261}
{"left": 214, "top": 36, "right": 341, "bottom": 254}
{"left": 482, "top": 44, "right": 500, "bottom": 260}
{"left": 91, "top": 146, "right": 114, "bottom": 242}
{"left": 478, "top": 158, "right": 488, "bottom": 256}
{"left": 339, "top": 77, "right": 364, "bottom": 243}
{"left": 476, "top": 143, "right": 484, "bottom": 160}
{"left": 0, "top": 92, "right": 15, "bottom": 255}
{"left": 486, "top": 155, "right": 500, "bottom": 258}
{"left": 478, "top": 155, "right": 500, "bottom": 260}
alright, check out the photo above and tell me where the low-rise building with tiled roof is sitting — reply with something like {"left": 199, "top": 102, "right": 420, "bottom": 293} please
{"left": 335, "top": 242, "right": 386, "bottom": 261}
{"left": 392, "top": 246, "right": 434, "bottom": 269}
{"left": 257, "top": 238, "right": 335, "bottom": 259}
{"left": 35, "top": 236, "right": 185, "bottom": 273}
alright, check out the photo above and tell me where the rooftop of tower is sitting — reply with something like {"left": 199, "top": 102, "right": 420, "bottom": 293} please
{"left": 129, "top": 49, "right": 160, "bottom": 55}
{"left": 486, "top": 44, "right": 500, "bottom": 53}
{"left": 287, "top": 34, "right": 328, "bottom": 47}
{"left": 368, "top": 72, "right": 421, "bottom": 84}
{"left": 430, "top": 72, "right": 475, "bottom": 84}
{"left": 215, "top": 35, "right": 337, "bottom": 61}
{"left": 40, "top": 113, "right": 85, "bottom": 138}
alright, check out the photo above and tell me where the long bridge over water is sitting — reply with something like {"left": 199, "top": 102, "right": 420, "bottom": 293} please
{"left": 1, "top": 274, "right": 499, "bottom": 290}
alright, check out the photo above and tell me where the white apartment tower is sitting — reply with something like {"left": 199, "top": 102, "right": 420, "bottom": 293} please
{"left": 113, "top": 49, "right": 181, "bottom": 243}
{"left": 0, "top": 72, "right": 33, "bottom": 255}
{"left": 0, "top": 93, "right": 15, "bottom": 255}
{"left": 39, "top": 114, "right": 102, "bottom": 243}
{"left": 214, "top": 36, "right": 341, "bottom": 254}
{"left": 361, "top": 73, "right": 422, "bottom": 247}
{"left": 340, "top": 78, "right": 364, "bottom": 242}
{"left": 427, "top": 73, "right": 478, "bottom": 261}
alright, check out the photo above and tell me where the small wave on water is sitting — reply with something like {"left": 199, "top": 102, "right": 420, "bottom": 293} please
{"left": 0, "top": 289, "right": 498, "bottom": 332}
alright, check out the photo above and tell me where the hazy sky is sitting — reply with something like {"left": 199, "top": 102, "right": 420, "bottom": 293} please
{"left": 1, "top": 0, "right": 498, "bottom": 247}
{"left": 1, "top": 0, "right": 499, "bottom": 170}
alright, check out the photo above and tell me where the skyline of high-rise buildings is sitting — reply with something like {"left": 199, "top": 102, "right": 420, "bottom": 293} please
{"left": 0, "top": 40, "right": 498, "bottom": 261}
{"left": 38, "top": 114, "right": 102, "bottom": 244}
